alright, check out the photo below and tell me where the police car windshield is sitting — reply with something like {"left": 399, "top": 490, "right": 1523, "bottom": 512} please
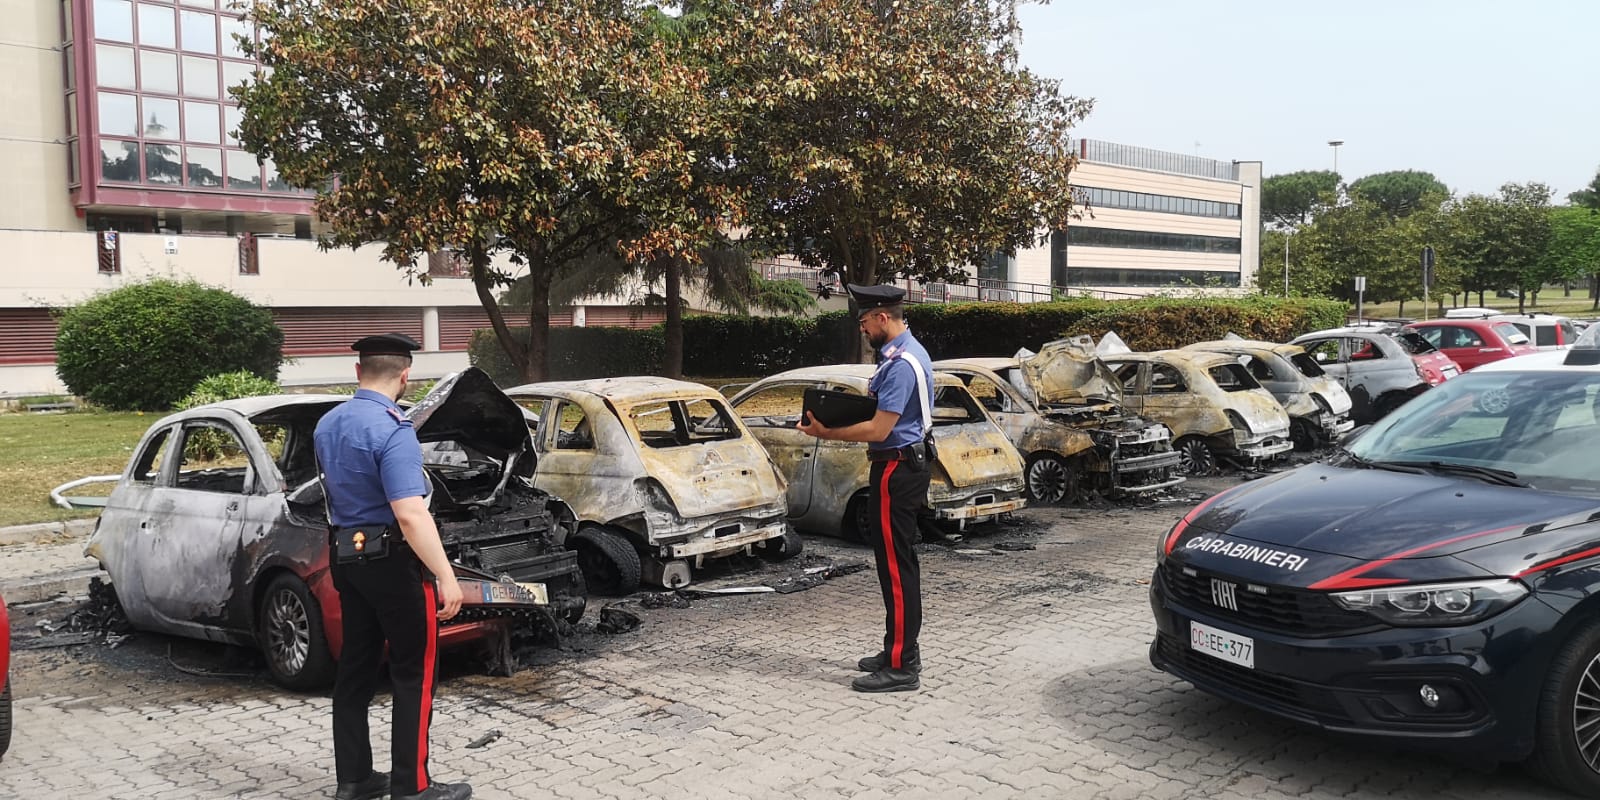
{"left": 1347, "top": 371, "right": 1600, "bottom": 497}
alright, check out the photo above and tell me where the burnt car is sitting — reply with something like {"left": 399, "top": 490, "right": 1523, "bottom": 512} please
{"left": 1149, "top": 344, "right": 1600, "bottom": 796}
{"left": 935, "top": 338, "right": 1183, "bottom": 505}
{"left": 503, "top": 378, "right": 796, "bottom": 595}
{"left": 1182, "top": 339, "right": 1355, "bottom": 451}
{"left": 86, "top": 368, "right": 586, "bottom": 689}
{"left": 1291, "top": 326, "right": 1460, "bottom": 424}
{"left": 1097, "top": 349, "right": 1293, "bottom": 475}
{"left": 728, "top": 366, "right": 1026, "bottom": 539}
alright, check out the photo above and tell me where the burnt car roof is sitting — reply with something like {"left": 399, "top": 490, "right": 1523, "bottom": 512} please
{"left": 1102, "top": 350, "right": 1240, "bottom": 370}
{"left": 505, "top": 376, "right": 725, "bottom": 405}
{"left": 144, "top": 394, "right": 349, "bottom": 428}
{"left": 1185, "top": 340, "right": 1307, "bottom": 357}
{"left": 408, "top": 367, "right": 532, "bottom": 462}
{"left": 935, "top": 357, "right": 1021, "bottom": 372}
{"left": 757, "top": 364, "right": 962, "bottom": 388}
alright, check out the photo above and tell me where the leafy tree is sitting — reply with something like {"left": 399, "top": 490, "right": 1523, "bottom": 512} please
{"left": 1347, "top": 170, "right": 1449, "bottom": 218}
{"left": 721, "top": 0, "right": 1090, "bottom": 360}
{"left": 1260, "top": 170, "right": 1339, "bottom": 228}
{"left": 1543, "top": 206, "right": 1600, "bottom": 310}
{"left": 1441, "top": 183, "right": 1553, "bottom": 310}
{"left": 236, "top": 0, "right": 713, "bottom": 382}
{"left": 1569, "top": 166, "right": 1600, "bottom": 209}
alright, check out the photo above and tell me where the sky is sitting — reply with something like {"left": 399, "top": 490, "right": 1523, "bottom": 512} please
{"left": 1015, "top": 0, "right": 1597, "bottom": 200}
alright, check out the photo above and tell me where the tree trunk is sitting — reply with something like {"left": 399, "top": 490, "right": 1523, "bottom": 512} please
{"left": 1397, "top": 300, "right": 1406, "bottom": 317}
{"left": 1593, "top": 273, "right": 1599, "bottom": 310}
{"left": 471, "top": 247, "right": 529, "bottom": 380}
{"left": 1477, "top": 289, "right": 1485, "bottom": 306}
{"left": 663, "top": 256, "right": 684, "bottom": 379}
{"left": 522, "top": 267, "right": 552, "bottom": 383}
{"left": 847, "top": 261, "right": 877, "bottom": 364}
{"left": 1518, "top": 292, "right": 1526, "bottom": 313}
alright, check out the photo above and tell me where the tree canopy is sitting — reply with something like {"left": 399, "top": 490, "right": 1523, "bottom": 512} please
{"left": 1347, "top": 170, "right": 1449, "bottom": 218}
{"left": 1260, "top": 170, "right": 1339, "bottom": 228}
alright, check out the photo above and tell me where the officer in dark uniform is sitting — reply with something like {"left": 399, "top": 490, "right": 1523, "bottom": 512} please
{"left": 314, "top": 333, "right": 472, "bottom": 800}
{"left": 798, "top": 284, "right": 934, "bottom": 693}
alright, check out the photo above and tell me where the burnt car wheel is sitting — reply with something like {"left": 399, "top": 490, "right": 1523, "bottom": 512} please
{"left": 0, "top": 677, "right": 10, "bottom": 759}
{"left": 1025, "top": 453, "right": 1080, "bottom": 505}
{"left": 1174, "top": 437, "right": 1216, "bottom": 476}
{"left": 1289, "top": 419, "right": 1319, "bottom": 452}
{"left": 1531, "top": 621, "right": 1600, "bottom": 796}
{"left": 571, "top": 528, "right": 642, "bottom": 596}
{"left": 257, "top": 573, "right": 335, "bottom": 691}
{"left": 846, "top": 492, "right": 873, "bottom": 542}
{"left": 759, "top": 527, "right": 805, "bottom": 562}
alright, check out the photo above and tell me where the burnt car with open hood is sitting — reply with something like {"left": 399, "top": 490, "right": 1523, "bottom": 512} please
{"left": 86, "top": 367, "right": 585, "bottom": 689}
{"left": 934, "top": 335, "right": 1183, "bottom": 505}
{"left": 1149, "top": 338, "right": 1600, "bottom": 796}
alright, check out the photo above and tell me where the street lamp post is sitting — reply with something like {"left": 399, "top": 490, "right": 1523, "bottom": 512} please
{"left": 1328, "top": 140, "right": 1344, "bottom": 176}
{"left": 1283, "top": 231, "right": 1291, "bottom": 296}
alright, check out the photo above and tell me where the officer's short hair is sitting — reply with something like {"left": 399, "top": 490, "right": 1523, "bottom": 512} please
{"left": 359, "top": 353, "right": 411, "bottom": 379}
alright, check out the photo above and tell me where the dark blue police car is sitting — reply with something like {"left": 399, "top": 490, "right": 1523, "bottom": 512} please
{"left": 1150, "top": 333, "right": 1600, "bottom": 796}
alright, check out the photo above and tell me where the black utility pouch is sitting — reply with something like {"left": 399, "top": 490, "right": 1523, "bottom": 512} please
{"left": 922, "top": 434, "right": 939, "bottom": 465}
{"left": 333, "top": 526, "right": 390, "bottom": 564}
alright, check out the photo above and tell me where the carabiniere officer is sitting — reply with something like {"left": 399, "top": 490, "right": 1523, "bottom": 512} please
{"left": 798, "top": 283, "right": 935, "bottom": 693}
{"left": 313, "top": 333, "right": 472, "bottom": 800}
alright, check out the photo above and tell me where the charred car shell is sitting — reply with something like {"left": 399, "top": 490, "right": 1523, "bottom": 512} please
{"left": 729, "top": 366, "right": 1026, "bottom": 539}
{"left": 504, "top": 377, "right": 795, "bottom": 594}
{"left": 1149, "top": 354, "right": 1600, "bottom": 796}
{"left": 1182, "top": 339, "right": 1355, "bottom": 451}
{"left": 935, "top": 338, "right": 1183, "bottom": 504}
{"left": 87, "top": 368, "right": 585, "bottom": 690}
{"left": 1100, "top": 350, "right": 1293, "bottom": 475}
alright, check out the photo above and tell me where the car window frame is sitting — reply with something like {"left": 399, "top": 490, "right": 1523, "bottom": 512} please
{"left": 170, "top": 418, "right": 257, "bottom": 495}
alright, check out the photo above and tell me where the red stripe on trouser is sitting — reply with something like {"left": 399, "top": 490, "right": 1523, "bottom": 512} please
{"left": 417, "top": 580, "right": 438, "bottom": 793}
{"left": 878, "top": 460, "right": 906, "bottom": 669}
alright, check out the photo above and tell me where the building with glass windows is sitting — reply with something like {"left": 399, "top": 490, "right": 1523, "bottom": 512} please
{"left": 0, "top": 1, "right": 1262, "bottom": 395}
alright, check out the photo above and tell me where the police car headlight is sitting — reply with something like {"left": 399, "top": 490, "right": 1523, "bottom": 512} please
{"left": 1330, "top": 579, "right": 1527, "bottom": 626}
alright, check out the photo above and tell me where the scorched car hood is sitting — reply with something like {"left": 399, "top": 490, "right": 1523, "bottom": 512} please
{"left": 409, "top": 367, "right": 535, "bottom": 476}
{"left": 1180, "top": 462, "right": 1600, "bottom": 564}
{"left": 1019, "top": 336, "right": 1125, "bottom": 407}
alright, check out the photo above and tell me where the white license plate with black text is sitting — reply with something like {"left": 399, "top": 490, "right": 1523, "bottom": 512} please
{"left": 1190, "top": 620, "right": 1254, "bottom": 669}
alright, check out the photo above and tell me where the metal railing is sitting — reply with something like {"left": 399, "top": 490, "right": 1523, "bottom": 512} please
{"left": 1078, "top": 139, "right": 1240, "bottom": 182}
{"left": 757, "top": 262, "right": 1150, "bottom": 304}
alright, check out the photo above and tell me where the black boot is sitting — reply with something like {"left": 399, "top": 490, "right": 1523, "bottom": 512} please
{"left": 852, "top": 668, "right": 920, "bottom": 693}
{"left": 393, "top": 782, "right": 473, "bottom": 800}
{"left": 334, "top": 772, "right": 388, "bottom": 800}
{"left": 857, "top": 651, "right": 921, "bottom": 673}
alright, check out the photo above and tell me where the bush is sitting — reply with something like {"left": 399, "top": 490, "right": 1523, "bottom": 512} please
{"left": 468, "top": 326, "right": 664, "bottom": 385}
{"left": 175, "top": 370, "right": 282, "bottom": 461}
{"left": 55, "top": 279, "right": 284, "bottom": 411}
{"left": 677, "top": 312, "right": 855, "bottom": 377}
{"left": 1062, "top": 296, "right": 1348, "bottom": 352}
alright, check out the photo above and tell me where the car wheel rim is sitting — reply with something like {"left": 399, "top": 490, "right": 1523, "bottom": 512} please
{"left": 265, "top": 588, "right": 310, "bottom": 676}
{"left": 1574, "top": 651, "right": 1600, "bottom": 773}
{"left": 1178, "top": 441, "right": 1212, "bottom": 476}
{"left": 1027, "top": 458, "right": 1071, "bottom": 504}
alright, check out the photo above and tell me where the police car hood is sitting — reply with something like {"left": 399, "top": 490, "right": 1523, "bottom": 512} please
{"left": 407, "top": 367, "right": 534, "bottom": 466}
{"left": 1181, "top": 462, "right": 1597, "bottom": 563}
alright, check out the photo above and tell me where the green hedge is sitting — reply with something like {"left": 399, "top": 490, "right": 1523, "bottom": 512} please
{"left": 469, "top": 326, "right": 664, "bottom": 386}
{"left": 469, "top": 297, "right": 1348, "bottom": 383}
{"left": 54, "top": 278, "right": 284, "bottom": 410}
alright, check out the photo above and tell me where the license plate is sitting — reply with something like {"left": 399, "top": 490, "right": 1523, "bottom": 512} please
{"left": 1442, "top": 366, "right": 1459, "bottom": 377}
{"left": 1189, "top": 620, "right": 1254, "bottom": 669}
{"left": 472, "top": 580, "right": 540, "bottom": 606}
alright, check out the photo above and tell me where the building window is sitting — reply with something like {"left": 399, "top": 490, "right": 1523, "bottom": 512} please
{"left": 138, "top": 3, "right": 175, "bottom": 48}
{"left": 186, "top": 146, "right": 223, "bottom": 186}
{"left": 238, "top": 232, "right": 259, "bottom": 275}
{"left": 140, "top": 49, "right": 179, "bottom": 93}
{"left": 100, "top": 139, "right": 140, "bottom": 182}
{"left": 1077, "top": 185, "right": 1241, "bottom": 220}
{"left": 145, "top": 142, "right": 182, "bottom": 183}
{"left": 181, "top": 55, "right": 219, "bottom": 98}
{"left": 97, "top": 230, "right": 123, "bottom": 274}
{"left": 96, "top": 44, "right": 136, "bottom": 89}
{"left": 225, "top": 149, "right": 261, "bottom": 189}
{"left": 183, "top": 100, "right": 220, "bottom": 143}
{"left": 1066, "top": 226, "right": 1242, "bottom": 255}
{"left": 97, "top": 91, "right": 139, "bottom": 136}
{"left": 95, "top": 0, "right": 134, "bottom": 42}
{"left": 1064, "top": 267, "right": 1240, "bottom": 288}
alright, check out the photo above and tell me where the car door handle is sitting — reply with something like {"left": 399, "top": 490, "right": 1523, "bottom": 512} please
{"left": 139, "top": 520, "right": 149, "bottom": 529}
{"left": 227, "top": 501, "right": 239, "bottom": 512}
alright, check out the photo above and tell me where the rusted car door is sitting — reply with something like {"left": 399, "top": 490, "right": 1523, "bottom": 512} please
{"left": 941, "top": 369, "right": 1031, "bottom": 445}
{"left": 526, "top": 397, "right": 623, "bottom": 519}
{"left": 1138, "top": 361, "right": 1218, "bottom": 436}
{"left": 140, "top": 419, "right": 255, "bottom": 635}
{"left": 731, "top": 381, "right": 820, "bottom": 516}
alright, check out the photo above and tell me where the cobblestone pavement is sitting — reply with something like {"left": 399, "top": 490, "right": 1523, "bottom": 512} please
{"left": 0, "top": 478, "right": 1566, "bottom": 799}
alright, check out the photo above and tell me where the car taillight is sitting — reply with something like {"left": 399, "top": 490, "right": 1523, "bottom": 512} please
{"left": 1415, "top": 361, "right": 1444, "bottom": 385}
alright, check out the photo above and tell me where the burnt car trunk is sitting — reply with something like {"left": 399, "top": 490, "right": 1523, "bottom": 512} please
{"left": 411, "top": 368, "right": 586, "bottom": 620}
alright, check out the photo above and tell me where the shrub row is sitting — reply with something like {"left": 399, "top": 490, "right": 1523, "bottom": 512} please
{"left": 469, "top": 297, "right": 1348, "bottom": 383}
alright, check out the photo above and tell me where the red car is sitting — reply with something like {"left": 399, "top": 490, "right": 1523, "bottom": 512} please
{"left": 1405, "top": 319, "right": 1538, "bottom": 371}
{"left": 1, "top": 592, "right": 10, "bottom": 759}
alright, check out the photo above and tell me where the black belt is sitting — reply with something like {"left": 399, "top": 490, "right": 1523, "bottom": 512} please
{"left": 868, "top": 444, "right": 925, "bottom": 462}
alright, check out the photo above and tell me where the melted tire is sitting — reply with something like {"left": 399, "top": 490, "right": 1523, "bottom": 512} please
{"left": 760, "top": 527, "right": 805, "bottom": 562}
{"left": 571, "top": 528, "right": 642, "bottom": 596}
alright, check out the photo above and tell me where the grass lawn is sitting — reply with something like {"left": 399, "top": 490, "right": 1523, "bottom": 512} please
{"left": 1362, "top": 292, "right": 1600, "bottom": 321}
{"left": 0, "top": 410, "right": 153, "bottom": 528}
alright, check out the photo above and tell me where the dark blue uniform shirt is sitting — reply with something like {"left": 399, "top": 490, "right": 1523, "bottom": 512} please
{"left": 868, "top": 329, "right": 934, "bottom": 451}
{"left": 313, "top": 389, "right": 430, "bottom": 528}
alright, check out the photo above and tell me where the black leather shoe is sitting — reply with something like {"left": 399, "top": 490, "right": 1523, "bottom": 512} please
{"left": 334, "top": 771, "right": 388, "bottom": 800}
{"left": 857, "top": 651, "right": 920, "bottom": 673}
{"left": 393, "top": 782, "right": 472, "bottom": 800}
{"left": 852, "top": 668, "right": 920, "bottom": 693}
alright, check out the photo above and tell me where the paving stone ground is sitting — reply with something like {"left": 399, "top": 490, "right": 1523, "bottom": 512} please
{"left": 0, "top": 478, "right": 1567, "bottom": 799}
